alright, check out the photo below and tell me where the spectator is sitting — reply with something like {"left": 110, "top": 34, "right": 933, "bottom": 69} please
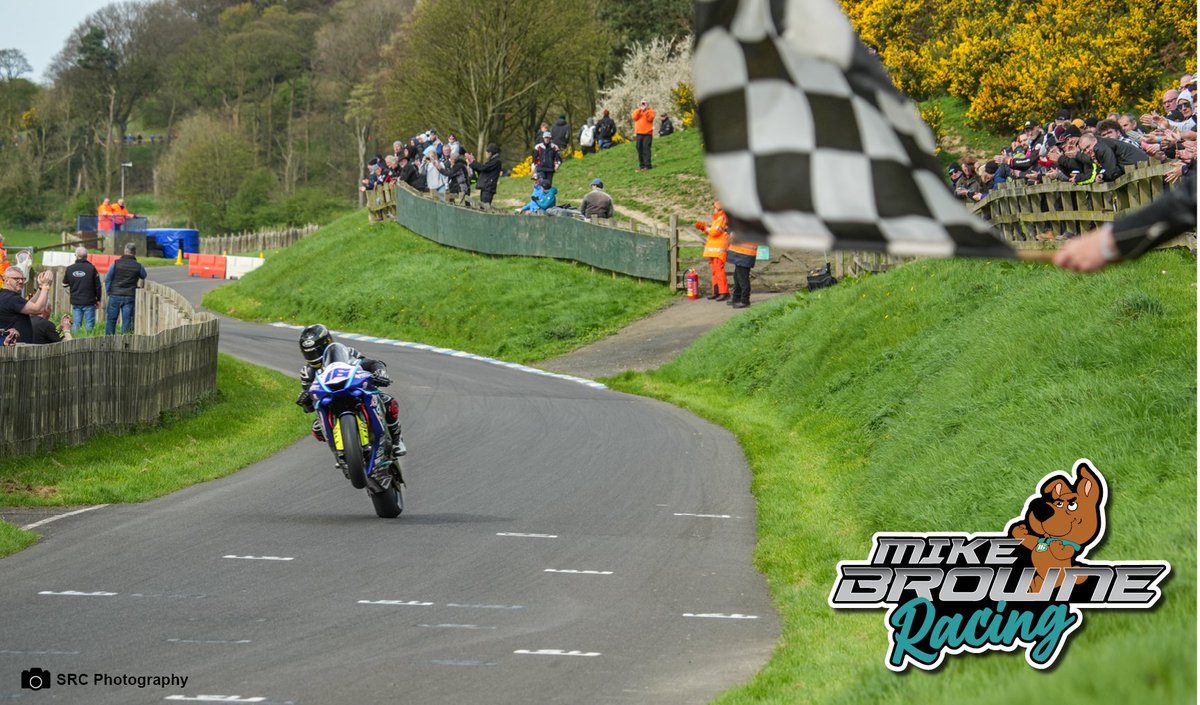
{"left": 446, "top": 135, "right": 464, "bottom": 157}
{"left": 0, "top": 268, "right": 52, "bottom": 344}
{"left": 580, "top": 178, "right": 614, "bottom": 219}
{"left": 1024, "top": 119, "right": 1055, "bottom": 158}
{"left": 954, "top": 159, "right": 984, "bottom": 202}
{"left": 1049, "top": 109, "right": 1072, "bottom": 143}
{"left": 29, "top": 308, "right": 72, "bottom": 344}
{"left": 518, "top": 177, "right": 557, "bottom": 214}
{"left": 946, "top": 162, "right": 963, "bottom": 190}
{"left": 423, "top": 147, "right": 449, "bottom": 201}
{"left": 399, "top": 151, "right": 428, "bottom": 192}
{"left": 659, "top": 113, "right": 675, "bottom": 137}
{"left": 0, "top": 232, "right": 8, "bottom": 275}
{"left": 1118, "top": 114, "right": 1146, "bottom": 141}
{"left": 632, "top": 99, "right": 656, "bottom": 170}
{"left": 550, "top": 114, "right": 571, "bottom": 152}
{"left": 63, "top": 246, "right": 101, "bottom": 333}
{"left": 1180, "top": 74, "right": 1196, "bottom": 103}
{"left": 579, "top": 118, "right": 597, "bottom": 155}
{"left": 445, "top": 153, "right": 472, "bottom": 204}
{"left": 393, "top": 140, "right": 404, "bottom": 159}
{"left": 104, "top": 242, "right": 147, "bottom": 335}
{"left": 1078, "top": 132, "right": 1150, "bottom": 182}
{"left": 596, "top": 109, "right": 617, "bottom": 150}
{"left": 469, "top": 144, "right": 502, "bottom": 211}
{"left": 532, "top": 131, "right": 561, "bottom": 187}
{"left": 1171, "top": 97, "right": 1197, "bottom": 132}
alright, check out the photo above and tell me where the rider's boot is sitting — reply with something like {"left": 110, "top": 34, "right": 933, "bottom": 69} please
{"left": 388, "top": 420, "right": 407, "bottom": 457}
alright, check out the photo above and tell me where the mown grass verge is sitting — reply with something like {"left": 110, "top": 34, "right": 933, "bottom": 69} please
{"left": 608, "top": 252, "right": 1196, "bottom": 704}
{"left": 203, "top": 212, "right": 676, "bottom": 364}
{"left": 0, "top": 354, "right": 307, "bottom": 557}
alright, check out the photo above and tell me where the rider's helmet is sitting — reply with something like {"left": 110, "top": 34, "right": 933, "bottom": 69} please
{"left": 299, "top": 324, "right": 333, "bottom": 368}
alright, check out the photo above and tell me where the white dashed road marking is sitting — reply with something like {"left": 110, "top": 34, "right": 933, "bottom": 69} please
{"left": 673, "top": 512, "right": 734, "bottom": 519}
{"left": 168, "top": 639, "right": 253, "bottom": 645}
{"left": 357, "top": 599, "right": 435, "bottom": 607}
{"left": 164, "top": 697, "right": 270, "bottom": 703}
{"left": 222, "top": 555, "right": 294, "bottom": 561}
{"left": 418, "top": 624, "right": 496, "bottom": 630}
{"left": 445, "top": 603, "right": 525, "bottom": 610}
{"left": 543, "top": 569, "right": 614, "bottom": 575}
{"left": 38, "top": 590, "right": 117, "bottom": 597}
{"left": 514, "top": 649, "right": 601, "bottom": 657}
{"left": 682, "top": 613, "right": 760, "bottom": 619}
{"left": 496, "top": 532, "right": 558, "bottom": 538}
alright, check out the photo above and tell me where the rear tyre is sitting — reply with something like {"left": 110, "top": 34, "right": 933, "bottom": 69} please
{"left": 370, "top": 476, "right": 404, "bottom": 519}
{"left": 339, "top": 411, "right": 367, "bottom": 489}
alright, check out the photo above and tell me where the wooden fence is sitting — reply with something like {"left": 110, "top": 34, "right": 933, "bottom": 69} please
{"left": 0, "top": 279, "right": 219, "bottom": 457}
{"left": 199, "top": 224, "right": 318, "bottom": 255}
{"left": 968, "top": 161, "right": 1175, "bottom": 242}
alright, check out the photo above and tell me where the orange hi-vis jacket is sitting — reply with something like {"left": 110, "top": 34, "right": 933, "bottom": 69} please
{"left": 110, "top": 203, "right": 130, "bottom": 226}
{"left": 700, "top": 210, "right": 730, "bottom": 259}
{"left": 632, "top": 107, "right": 656, "bottom": 136}
{"left": 97, "top": 203, "right": 113, "bottom": 232}
{"left": 727, "top": 237, "right": 759, "bottom": 268}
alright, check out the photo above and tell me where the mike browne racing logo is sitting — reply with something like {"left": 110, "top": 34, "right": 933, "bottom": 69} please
{"left": 828, "top": 459, "right": 1169, "bottom": 671}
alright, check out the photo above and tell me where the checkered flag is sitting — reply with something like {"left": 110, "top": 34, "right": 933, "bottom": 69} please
{"left": 694, "top": 0, "right": 1013, "bottom": 258}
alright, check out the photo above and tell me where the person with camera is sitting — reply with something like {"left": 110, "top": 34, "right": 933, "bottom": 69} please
{"left": 0, "top": 268, "right": 53, "bottom": 344}
{"left": 469, "top": 144, "right": 503, "bottom": 211}
{"left": 632, "top": 99, "right": 656, "bottom": 170}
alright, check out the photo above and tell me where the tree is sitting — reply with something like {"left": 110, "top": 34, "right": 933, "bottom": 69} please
{"left": 0, "top": 49, "right": 32, "bottom": 82}
{"left": 381, "top": 0, "right": 613, "bottom": 158}
{"left": 158, "top": 113, "right": 259, "bottom": 231}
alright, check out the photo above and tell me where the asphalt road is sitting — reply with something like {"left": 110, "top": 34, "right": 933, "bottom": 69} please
{"left": 0, "top": 267, "right": 779, "bottom": 704}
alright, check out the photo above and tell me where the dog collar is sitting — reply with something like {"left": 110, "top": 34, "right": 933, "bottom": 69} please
{"left": 1036, "top": 536, "right": 1082, "bottom": 552}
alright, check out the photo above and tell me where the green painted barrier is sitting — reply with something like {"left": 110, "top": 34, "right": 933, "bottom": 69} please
{"left": 391, "top": 185, "right": 670, "bottom": 282}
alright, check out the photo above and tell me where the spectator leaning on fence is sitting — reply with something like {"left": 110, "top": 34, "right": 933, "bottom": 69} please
{"left": 0, "top": 268, "right": 52, "bottom": 344}
{"left": 30, "top": 308, "right": 72, "bottom": 344}
{"left": 580, "top": 178, "right": 614, "bottom": 219}
{"left": 63, "top": 246, "right": 101, "bottom": 333}
{"left": 1078, "top": 132, "right": 1149, "bottom": 183}
{"left": 104, "top": 242, "right": 147, "bottom": 336}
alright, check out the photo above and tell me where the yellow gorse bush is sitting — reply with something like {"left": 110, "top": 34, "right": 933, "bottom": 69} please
{"left": 842, "top": 0, "right": 1196, "bottom": 131}
{"left": 509, "top": 155, "right": 533, "bottom": 179}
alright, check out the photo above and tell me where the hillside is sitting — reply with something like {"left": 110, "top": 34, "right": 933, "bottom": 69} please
{"left": 610, "top": 251, "right": 1196, "bottom": 704}
{"left": 202, "top": 212, "right": 675, "bottom": 364}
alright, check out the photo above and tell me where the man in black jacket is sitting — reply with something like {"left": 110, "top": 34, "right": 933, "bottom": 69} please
{"left": 104, "top": 242, "right": 146, "bottom": 335}
{"left": 62, "top": 246, "right": 101, "bottom": 333}
{"left": 1079, "top": 133, "right": 1150, "bottom": 183}
{"left": 550, "top": 114, "right": 571, "bottom": 152}
{"left": 468, "top": 144, "right": 503, "bottom": 210}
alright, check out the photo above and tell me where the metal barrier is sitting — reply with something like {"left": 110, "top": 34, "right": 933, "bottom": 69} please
{"left": 386, "top": 183, "right": 671, "bottom": 282}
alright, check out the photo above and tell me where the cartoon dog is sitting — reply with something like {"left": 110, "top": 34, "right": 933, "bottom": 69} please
{"left": 1009, "top": 461, "right": 1106, "bottom": 591}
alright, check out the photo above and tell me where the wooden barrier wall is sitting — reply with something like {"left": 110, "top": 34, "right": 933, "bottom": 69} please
{"left": 0, "top": 279, "right": 219, "bottom": 457}
{"left": 199, "top": 224, "right": 318, "bottom": 255}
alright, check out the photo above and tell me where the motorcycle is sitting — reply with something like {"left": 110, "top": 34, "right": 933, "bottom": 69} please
{"left": 308, "top": 343, "right": 404, "bottom": 518}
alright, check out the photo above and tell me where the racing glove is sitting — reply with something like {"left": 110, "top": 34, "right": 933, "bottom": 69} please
{"left": 295, "top": 391, "right": 315, "bottom": 413}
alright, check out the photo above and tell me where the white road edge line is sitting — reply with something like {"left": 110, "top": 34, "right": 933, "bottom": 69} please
{"left": 673, "top": 512, "right": 734, "bottom": 519}
{"left": 21, "top": 505, "right": 108, "bottom": 530}
{"left": 268, "top": 322, "right": 608, "bottom": 390}
{"left": 164, "top": 697, "right": 268, "bottom": 703}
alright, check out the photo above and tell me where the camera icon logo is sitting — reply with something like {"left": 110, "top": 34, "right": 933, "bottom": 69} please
{"left": 21, "top": 667, "right": 51, "bottom": 690}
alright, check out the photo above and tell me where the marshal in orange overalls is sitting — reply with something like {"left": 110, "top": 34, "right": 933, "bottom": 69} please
{"left": 695, "top": 202, "right": 730, "bottom": 301}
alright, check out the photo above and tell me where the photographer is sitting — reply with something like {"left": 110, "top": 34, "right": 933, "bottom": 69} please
{"left": 632, "top": 99, "right": 655, "bottom": 170}
{"left": 469, "top": 144, "right": 503, "bottom": 211}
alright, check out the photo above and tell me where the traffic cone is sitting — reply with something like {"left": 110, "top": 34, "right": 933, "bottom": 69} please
{"left": 174, "top": 248, "right": 183, "bottom": 266}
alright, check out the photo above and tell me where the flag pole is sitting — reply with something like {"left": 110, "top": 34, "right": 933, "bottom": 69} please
{"left": 1015, "top": 249, "right": 1056, "bottom": 263}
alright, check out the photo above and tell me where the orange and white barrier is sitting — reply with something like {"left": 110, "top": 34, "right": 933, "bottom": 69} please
{"left": 188, "top": 253, "right": 227, "bottom": 279}
{"left": 224, "top": 255, "right": 265, "bottom": 280}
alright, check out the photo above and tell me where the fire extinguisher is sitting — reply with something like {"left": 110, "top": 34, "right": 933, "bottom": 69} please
{"left": 685, "top": 268, "right": 699, "bottom": 300}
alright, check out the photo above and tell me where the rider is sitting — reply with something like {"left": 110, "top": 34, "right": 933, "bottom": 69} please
{"left": 294, "top": 324, "right": 407, "bottom": 460}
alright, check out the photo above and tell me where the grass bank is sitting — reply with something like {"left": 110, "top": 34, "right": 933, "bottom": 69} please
{"left": 609, "top": 252, "right": 1196, "bottom": 704}
{"left": 203, "top": 212, "right": 675, "bottom": 364}
{"left": 0, "top": 354, "right": 307, "bottom": 557}
{"left": 494, "top": 129, "right": 712, "bottom": 225}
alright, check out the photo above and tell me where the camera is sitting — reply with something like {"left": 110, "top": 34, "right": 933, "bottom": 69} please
{"left": 21, "top": 668, "right": 51, "bottom": 690}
